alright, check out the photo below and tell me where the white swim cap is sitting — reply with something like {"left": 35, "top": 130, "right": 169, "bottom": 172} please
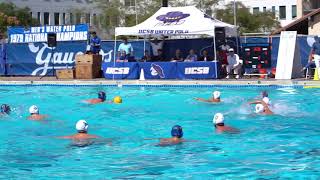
{"left": 213, "top": 113, "right": 224, "bottom": 124}
{"left": 29, "top": 105, "right": 39, "bottom": 114}
{"left": 262, "top": 97, "right": 270, "bottom": 105}
{"left": 213, "top": 91, "right": 221, "bottom": 99}
{"left": 76, "top": 120, "right": 88, "bottom": 132}
{"left": 255, "top": 104, "right": 264, "bottom": 113}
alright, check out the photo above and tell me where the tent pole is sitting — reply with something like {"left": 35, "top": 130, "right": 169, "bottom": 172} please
{"left": 213, "top": 34, "right": 218, "bottom": 79}
{"left": 143, "top": 36, "right": 146, "bottom": 54}
{"left": 113, "top": 35, "right": 117, "bottom": 81}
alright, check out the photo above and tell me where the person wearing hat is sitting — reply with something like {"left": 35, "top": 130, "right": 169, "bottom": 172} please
{"left": 213, "top": 113, "right": 239, "bottom": 133}
{"left": 249, "top": 100, "right": 273, "bottom": 115}
{"left": 158, "top": 125, "right": 186, "bottom": 146}
{"left": 195, "top": 91, "right": 221, "bottom": 103}
{"left": 0, "top": 104, "right": 10, "bottom": 115}
{"left": 226, "top": 48, "right": 242, "bottom": 79}
{"left": 27, "top": 105, "right": 48, "bottom": 121}
{"left": 58, "top": 120, "right": 99, "bottom": 140}
{"left": 85, "top": 91, "right": 109, "bottom": 104}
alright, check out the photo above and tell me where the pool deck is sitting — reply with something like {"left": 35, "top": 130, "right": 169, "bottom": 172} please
{"left": 0, "top": 76, "right": 319, "bottom": 86}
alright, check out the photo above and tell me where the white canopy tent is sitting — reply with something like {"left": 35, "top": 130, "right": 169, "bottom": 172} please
{"left": 115, "top": 6, "right": 236, "bottom": 37}
{"left": 114, "top": 6, "right": 237, "bottom": 78}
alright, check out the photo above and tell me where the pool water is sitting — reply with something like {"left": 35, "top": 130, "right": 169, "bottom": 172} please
{"left": 0, "top": 85, "right": 319, "bottom": 179}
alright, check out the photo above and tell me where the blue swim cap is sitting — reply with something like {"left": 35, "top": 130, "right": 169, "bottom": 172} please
{"left": 1, "top": 104, "right": 10, "bottom": 114}
{"left": 262, "top": 91, "right": 268, "bottom": 98}
{"left": 98, "top": 91, "right": 106, "bottom": 101}
{"left": 171, "top": 125, "right": 183, "bottom": 138}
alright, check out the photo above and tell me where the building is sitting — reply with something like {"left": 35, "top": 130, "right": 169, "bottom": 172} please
{"left": 2, "top": 0, "right": 98, "bottom": 26}
{"left": 2, "top": 0, "right": 139, "bottom": 38}
{"left": 297, "top": 0, "right": 320, "bottom": 18}
{"left": 272, "top": 0, "right": 320, "bottom": 35}
{"left": 218, "top": 0, "right": 297, "bottom": 27}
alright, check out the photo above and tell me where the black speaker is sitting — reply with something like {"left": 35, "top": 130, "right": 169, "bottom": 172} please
{"left": 162, "top": 0, "right": 168, "bottom": 7}
{"left": 47, "top": 33, "right": 57, "bottom": 47}
{"left": 215, "top": 27, "right": 226, "bottom": 48}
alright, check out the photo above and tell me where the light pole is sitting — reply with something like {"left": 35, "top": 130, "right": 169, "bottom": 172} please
{"left": 233, "top": 0, "right": 237, "bottom": 26}
{"left": 135, "top": 0, "right": 138, "bottom": 25}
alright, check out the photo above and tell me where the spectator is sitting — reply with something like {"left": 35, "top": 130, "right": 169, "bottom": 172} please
{"left": 152, "top": 49, "right": 165, "bottom": 61}
{"left": 198, "top": 50, "right": 213, "bottom": 61}
{"left": 89, "top": 32, "right": 101, "bottom": 54}
{"left": 226, "top": 48, "right": 242, "bottom": 79}
{"left": 301, "top": 49, "right": 315, "bottom": 76}
{"left": 306, "top": 36, "right": 320, "bottom": 78}
{"left": 150, "top": 36, "right": 164, "bottom": 58}
{"left": 220, "top": 41, "right": 230, "bottom": 52}
{"left": 218, "top": 50, "right": 228, "bottom": 77}
{"left": 116, "top": 51, "right": 128, "bottom": 62}
{"left": 141, "top": 50, "right": 152, "bottom": 62}
{"left": 184, "top": 49, "right": 197, "bottom": 62}
{"left": 118, "top": 37, "right": 133, "bottom": 60}
{"left": 171, "top": 49, "right": 184, "bottom": 62}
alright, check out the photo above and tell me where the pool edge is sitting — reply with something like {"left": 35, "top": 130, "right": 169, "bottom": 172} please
{"left": 0, "top": 79, "right": 318, "bottom": 88}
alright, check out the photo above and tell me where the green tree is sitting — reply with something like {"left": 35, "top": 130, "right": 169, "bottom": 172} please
{"left": 215, "top": 2, "right": 280, "bottom": 34}
{"left": 94, "top": 0, "right": 124, "bottom": 28}
{"left": 0, "top": 2, "right": 38, "bottom": 35}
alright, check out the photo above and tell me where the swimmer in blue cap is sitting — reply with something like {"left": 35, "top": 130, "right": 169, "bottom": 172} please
{"left": 0, "top": 104, "right": 10, "bottom": 114}
{"left": 195, "top": 91, "right": 221, "bottom": 103}
{"left": 159, "top": 125, "right": 186, "bottom": 146}
{"left": 261, "top": 91, "right": 268, "bottom": 98}
{"left": 85, "top": 91, "right": 107, "bottom": 104}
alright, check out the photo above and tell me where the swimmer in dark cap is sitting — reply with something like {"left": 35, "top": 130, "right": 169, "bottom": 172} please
{"left": 0, "top": 104, "right": 10, "bottom": 114}
{"left": 195, "top": 91, "right": 221, "bottom": 103}
{"left": 58, "top": 120, "right": 99, "bottom": 140}
{"left": 85, "top": 91, "right": 107, "bottom": 104}
{"left": 159, "top": 125, "right": 186, "bottom": 146}
{"left": 213, "top": 113, "right": 239, "bottom": 133}
{"left": 261, "top": 91, "right": 268, "bottom": 98}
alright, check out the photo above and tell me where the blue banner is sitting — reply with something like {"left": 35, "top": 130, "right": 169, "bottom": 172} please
{"left": 0, "top": 42, "right": 6, "bottom": 75}
{"left": 103, "top": 62, "right": 139, "bottom": 79}
{"left": 6, "top": 40, "right": 148, "bottom": 76}
{"left": 176, "top": 62, "right": 219, "bottom": 79}
{"left": 102, "top": 62, "right": 220, "bottom": 79}
{"left": 3, "top": 36, "right": 315, "bottom": 76}
{"left": 139, "top": 62, "right": 177, "bottom": 79}
{"left": 8, "top": 24, "right": 88, "bottom": 43}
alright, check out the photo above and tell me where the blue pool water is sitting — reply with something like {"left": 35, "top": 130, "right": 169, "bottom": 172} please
{"left": 0, "top": 85, "right": 319, "bottom": 179}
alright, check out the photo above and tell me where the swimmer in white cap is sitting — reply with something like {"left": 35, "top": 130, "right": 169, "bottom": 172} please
{"left": 213, "top": 113, "right": 239, "bottom": 133}
{"left": 195, "top": 91, "right": 221, "bottom": 103}
{"left": 249, "top": 91, "right": 272, "bottom": 107}
{"left": 249, "top": 101, "right": 273, "bottom": 115}
{"left": 58, "top": 120, "right": 99, "bottom": 140}
{"left": 27, "top": 105, "right": 48, "bottom": 121}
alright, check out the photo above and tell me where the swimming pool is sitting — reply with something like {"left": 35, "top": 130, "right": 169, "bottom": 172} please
{"left": 0, "top": 85, "right": 319, "bottom": 179}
